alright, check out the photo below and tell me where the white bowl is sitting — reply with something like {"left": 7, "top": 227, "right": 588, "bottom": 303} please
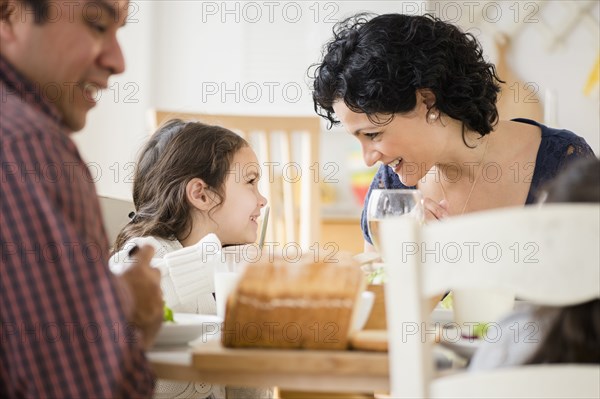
{"left": 154, "top": 313, "right": 222, "bottom": 346}
{"left": 352, "top": 291, "right": 375, "bottom": 331}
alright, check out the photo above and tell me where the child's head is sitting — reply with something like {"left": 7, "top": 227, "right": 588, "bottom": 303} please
{"left": 543, "top": 157, "right": 600, "bottom": 204}
{"left": 528, "top": 156, "right": 600, "bottom": 365}
{"left": 113, "top": 119, "right": 267, "bottom": 251}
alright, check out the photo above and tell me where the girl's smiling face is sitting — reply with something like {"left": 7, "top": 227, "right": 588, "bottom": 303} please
{"left": 210, "top": 146, "right": 267, "bottom": 245}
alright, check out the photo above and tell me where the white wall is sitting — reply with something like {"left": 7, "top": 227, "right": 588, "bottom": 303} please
{"left": 455, "top": 0, "right": 600, "bottom": 151}
{"left": 74, "top": 1, "right": 600, "bottom": 206}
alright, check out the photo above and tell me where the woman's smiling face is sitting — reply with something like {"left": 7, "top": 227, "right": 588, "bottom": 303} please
{"left": 332, "top": 99, "right": 446, "bottom": 187}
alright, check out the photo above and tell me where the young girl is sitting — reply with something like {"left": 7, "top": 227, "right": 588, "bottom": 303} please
{"left": 110, "top": 119, "right": 269, "bottom": 399}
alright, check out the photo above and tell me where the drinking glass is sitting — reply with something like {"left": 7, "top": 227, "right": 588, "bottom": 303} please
{"left": 366, "top": 189, "right": 424, "bottom": 253}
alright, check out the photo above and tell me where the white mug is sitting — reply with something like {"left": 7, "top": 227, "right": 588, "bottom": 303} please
{"left": 214, "top": 272, "right": 241, "bottom": 319}
{"left": 452, "top": 288, "right": 515, "bottom": 338}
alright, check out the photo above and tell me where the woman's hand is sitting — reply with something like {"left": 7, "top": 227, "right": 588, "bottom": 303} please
{"left": 423, "top": 198, "right": 450, "bottom": 221}
{"left": 363, "top": 240, "right": 376, "bottom": 253}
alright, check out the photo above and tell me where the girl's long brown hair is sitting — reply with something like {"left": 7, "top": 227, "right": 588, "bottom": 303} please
{"left": 112, "top": 119, "right": 247, "bottom": 253}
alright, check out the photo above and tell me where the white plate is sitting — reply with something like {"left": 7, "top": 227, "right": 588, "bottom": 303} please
{"left": 154, "top": 313, "right": 222, "bottom": 346}
{"left": 438, "top": 327, "right": 482, "bottom": 359}
{"left": 430, "top": 307, "right": 453, "bottom": 324}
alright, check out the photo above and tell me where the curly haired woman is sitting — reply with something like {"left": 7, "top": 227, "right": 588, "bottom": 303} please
{"left": 310, "top": 13, "right": 595, "bottom": 252}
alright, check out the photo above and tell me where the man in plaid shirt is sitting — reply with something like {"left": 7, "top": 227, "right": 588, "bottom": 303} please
{"left": 1, "top": 1, "right": 163, "bottom": 397}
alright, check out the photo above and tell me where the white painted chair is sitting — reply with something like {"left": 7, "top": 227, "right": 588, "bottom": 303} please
{"left": 151, "top": 110, "right": 321, "bottom": 250}
{"left": 380, "top": 204, "right": 600, "bottom": 398}
{"left": 98, "top": 195, "right": 135, "bottom": 246}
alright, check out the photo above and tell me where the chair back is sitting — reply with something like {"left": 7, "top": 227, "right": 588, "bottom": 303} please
{"left": 98, "top": 195, "right": 135, "bottom": 246}
{"left": 151, "top": 110, "right": 321, "bottom": 249}
{"left": 380, "top": 204, "right": 600, "bottom": 398}
{"left": 429, "top": 364, "right": 600, "bottom": 398}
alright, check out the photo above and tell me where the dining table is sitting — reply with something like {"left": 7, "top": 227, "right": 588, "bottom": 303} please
{"left": 148, "top": 305, "right": 472, "bottom": 398}
{"left": 148, "top": 336, "right": 389, "bottom": 398}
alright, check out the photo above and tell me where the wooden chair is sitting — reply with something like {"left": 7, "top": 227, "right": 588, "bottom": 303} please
{"left": 380, "top": 204, "right": 600, "bottom": 398}
{"left": 151, "top": 110, "right": 321, "bottom": 250}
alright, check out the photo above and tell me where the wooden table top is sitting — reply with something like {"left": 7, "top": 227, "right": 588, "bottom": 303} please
{"left": 150, "top": 339, "right": 389, "bottom": 393}
{"left": 148, "top": 308, "right": 457, "bottom": 393}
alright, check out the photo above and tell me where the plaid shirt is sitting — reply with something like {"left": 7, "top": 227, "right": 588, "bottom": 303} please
{"left": 0, "top": 56, "right": 154, "bottom": 398}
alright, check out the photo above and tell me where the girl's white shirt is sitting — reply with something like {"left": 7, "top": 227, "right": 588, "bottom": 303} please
{"left": 109, "top": 233, "right": 225, "bottom": 315}
{"left": 109, "top": 234, "right": 272, "bottom": 399}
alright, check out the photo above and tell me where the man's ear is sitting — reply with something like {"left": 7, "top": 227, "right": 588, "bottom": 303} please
{"left": 416, "top": 89, "right": 437, "bottom": 111}
{"left": 0, "top": 1, "right": 18, "bottom": 40}
{"left": 186, "top": 178, "right": 216, "bottom": 211}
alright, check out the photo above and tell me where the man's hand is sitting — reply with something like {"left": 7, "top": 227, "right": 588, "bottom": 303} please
{"left": 120, "top": 245, "right": 163, "bottom": 350}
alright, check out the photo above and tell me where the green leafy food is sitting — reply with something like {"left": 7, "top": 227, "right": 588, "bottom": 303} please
{"left": 440, "top": 292, "right": 453, "bottom": 309}
{"left": 163, "top": 303, "right": 175, "bottom": 323}
{"left": 472, "top": 322, "right": 489, "bottom": 338}
{"left": 367, "top": 267, "right": 386, "bottom": 284}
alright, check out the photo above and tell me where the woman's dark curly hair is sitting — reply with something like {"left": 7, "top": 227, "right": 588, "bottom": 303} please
{"left": 112, "top": 119, "right": 247, "bottom": 253}
{"left": 310, "top": 13, "right": 503, "bottom": 142}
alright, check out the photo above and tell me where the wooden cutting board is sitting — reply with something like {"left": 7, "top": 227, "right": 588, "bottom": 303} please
{"left": 364, "top": 284, "right": 387, "bottom": 330}
{"left": 349, "top": 330, "right": 388, "bottom": 352}
{"left": 350, "top": 326, "right": 445, "bottom": 352}
{"left": 193, "top": 339, "right": 388, "bottom": 372}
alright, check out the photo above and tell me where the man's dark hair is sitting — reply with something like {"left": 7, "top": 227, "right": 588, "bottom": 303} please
{"left": 1, "top": 0, "right": 51, "bottom": 24}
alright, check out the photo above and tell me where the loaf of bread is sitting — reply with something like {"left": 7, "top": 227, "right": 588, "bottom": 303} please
{"left": 221, "top": 255, "right": 365, "bottom": 350}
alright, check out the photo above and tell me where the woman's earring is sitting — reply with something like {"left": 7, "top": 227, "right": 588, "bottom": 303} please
{"left": 428, "top": 110, "right": 439, "bottom": 122}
